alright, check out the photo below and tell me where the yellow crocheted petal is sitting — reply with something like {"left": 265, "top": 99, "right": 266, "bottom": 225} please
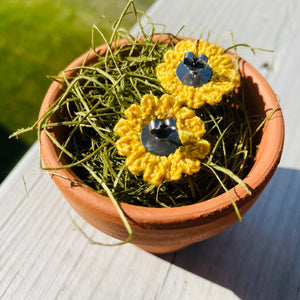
{"left": 140, "top": 94, "right": 159, "bottom": 118}
{"left": 115, "top": 136, "right": 142, "bottom": 157}
{"left": 210, "top": 55, "right": 239, "bottom": 85}
{"left": 164, "top": 151, "right": 184, "bottom": 182}
{"left": 171, "top": 85, "right": 204, "bottom": 108}
{"left": 170, "top": 141, "right": 210, "bottom": 177}
{"left": 209, "top": 54, "right": 233, "bottom": 70}
{"left": 178, "top": 130, "right": 196, "bottom": 145}
{"left": 174, "top": 40, "right": 194, "bottom": 57}
{"left": 163, "top": 50, "right": 179, "bottom": 67}
{"left": 200, "top": 81, "right": 236, "bottom": 106}
{"left": 177, "top": 88, "right": 206, "bottom": 109}
{"left": 175, "top": 106, "right": 195, "bottom": 123}
{"left": 142, "top": 155, "right": 167, "bottom": 185}
{"left": 114, "top": 118, "right": 137, "bottom": 137}
{"left": 155, "top": 94, "right": 181, "bottom": 118}
{"left": 178, "top": 119, "right": 206, "bottom": 143}
{"left": 179, "top": 155, "right": 201, "bottom": 175}
{"left": 176, "top": 107, "right": 203, "bottom": 128}
{"left": 204, "top": 42, "right": 223, "bottom": 57}
{"left": 124, "top": 104, "right": 138, "bottom": 120}
{"left": 191, "top": 84, "right": 218, "bottom": 105}
{"left": 122, "top": 95, "right": 162, "bottom": 132}
{"left": 124, "top": 104, "right": 145, "bottom": 125}
{"left": 174, "top": 107, "right": 205, "bottom": 142}
{"left": 181, "top": 139, "right": 211, "bottom": 159}
{"left": 184, "top": 116, "right": 206, "bottom": 135}
{"left": 156, "top": 64, "right": 178, "bottom": 94}
{"left": 125, "top": 147, "right": 148, "bottom": 174}
{"left": 164, "top": 148, "right": 200, "bottom": 180}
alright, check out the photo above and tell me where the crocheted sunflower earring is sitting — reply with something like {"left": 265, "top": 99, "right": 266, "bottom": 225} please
{"left": 114, "top": 94, "right": 210, "bottom": 185}
{"left": 156, "top": 40, "right": 240, "bottom": 108}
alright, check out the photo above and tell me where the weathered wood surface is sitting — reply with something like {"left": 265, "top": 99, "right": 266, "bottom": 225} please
{"left": 1, "top": 0, "right": 299, "bottom": 299}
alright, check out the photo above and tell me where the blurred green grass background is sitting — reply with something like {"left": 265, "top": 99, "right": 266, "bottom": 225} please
{"left": 0, "top": 0, "right": 154, "bottom": 182}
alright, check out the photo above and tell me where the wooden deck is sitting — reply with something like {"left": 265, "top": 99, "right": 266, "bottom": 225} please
{"left": 1, "top": 0, "right": 299, "bottom": 299}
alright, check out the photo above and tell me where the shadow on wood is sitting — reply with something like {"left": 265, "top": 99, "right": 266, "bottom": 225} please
{"left": 158, "top": 167, "right": 300, "bottom": 300}
{"left": 0, "top": 125, "right": 29, "bottom": 183}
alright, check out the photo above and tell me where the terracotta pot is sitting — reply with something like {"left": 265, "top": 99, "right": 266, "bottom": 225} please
{"left": 39, "top": 35, "right": 284, "bottom": 254}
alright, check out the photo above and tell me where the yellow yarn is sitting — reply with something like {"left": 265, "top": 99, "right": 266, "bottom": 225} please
{"left": 114, "top": 94, "right": 210, "bottom": 185}
{"left": 156, "top": 40, "right": 240, "bottom": 109}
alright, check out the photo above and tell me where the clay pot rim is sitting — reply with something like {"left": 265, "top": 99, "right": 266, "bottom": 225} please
{"left": 39, "top": 35, "right": 284, "bottom": 226}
